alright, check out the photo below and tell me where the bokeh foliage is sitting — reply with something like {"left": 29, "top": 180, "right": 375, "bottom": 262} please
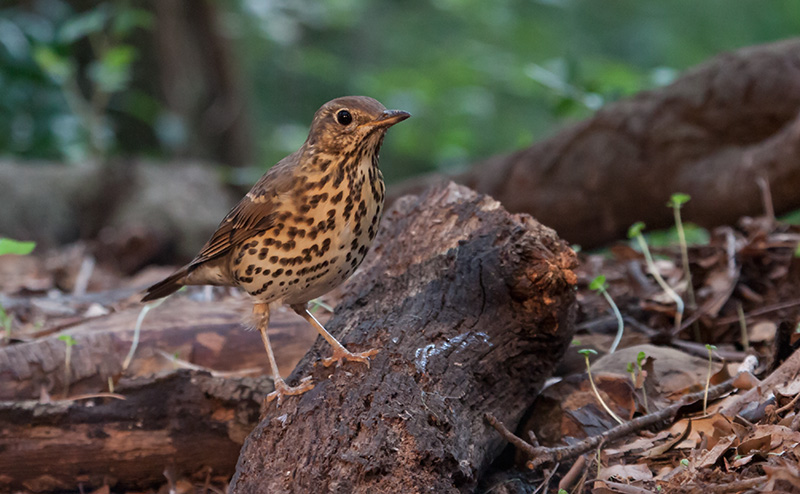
{"left": 1, "top": 0, "right": 799, "bottom": 182}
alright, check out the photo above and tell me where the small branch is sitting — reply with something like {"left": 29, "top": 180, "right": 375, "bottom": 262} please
{"left": 486, "top": 373, "right": 740, "bottom": 469}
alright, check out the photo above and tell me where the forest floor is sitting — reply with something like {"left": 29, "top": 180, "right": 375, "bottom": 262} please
{"left": 1, "top": 203, "right": 799, "bottom": 493}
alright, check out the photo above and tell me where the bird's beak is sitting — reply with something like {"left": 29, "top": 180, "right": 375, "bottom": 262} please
{"left": 365, "top": 109, "right": 411, "bottom": 128}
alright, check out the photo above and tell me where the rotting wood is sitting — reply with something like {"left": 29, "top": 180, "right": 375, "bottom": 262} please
{"left": 0, "top": 297, "right": 317, "bottom": 400}
{"left": 230, "top": 183, "right": 578, "bottom": 493}
{"left": 0, "top": 370, "right": 270, "bottom": 492}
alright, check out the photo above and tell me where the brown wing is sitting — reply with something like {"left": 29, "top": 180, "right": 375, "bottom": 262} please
{"left": 189, "top": 155, "right": 301, "bottom": 267}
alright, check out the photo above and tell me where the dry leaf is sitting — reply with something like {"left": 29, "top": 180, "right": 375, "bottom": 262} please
{"left": 599, "top": 463, "right": 653, "bottom": 482}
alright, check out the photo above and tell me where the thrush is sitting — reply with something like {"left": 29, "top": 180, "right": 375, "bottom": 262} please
{"left": 142, "top": 96, "right": 409, "bottom": 403}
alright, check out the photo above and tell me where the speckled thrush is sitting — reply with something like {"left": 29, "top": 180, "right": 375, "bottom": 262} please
{"left": 142, "top": 96, "right": 410, "bottom": 403}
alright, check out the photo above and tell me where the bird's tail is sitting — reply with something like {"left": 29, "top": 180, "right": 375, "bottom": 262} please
{"left": 141, "top": 266, "right": 191, "bottom": 302}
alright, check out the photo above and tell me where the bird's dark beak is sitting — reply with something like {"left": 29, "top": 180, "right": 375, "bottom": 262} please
{"left": 366, "top": 109, "right": 411, "bottom": 128}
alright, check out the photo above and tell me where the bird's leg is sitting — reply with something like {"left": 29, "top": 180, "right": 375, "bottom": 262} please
{"left": 254, "top": 302, "right": 314, "bottom": 405}
{"left": 290, "top": 303, "right": 379, "bottom": 368}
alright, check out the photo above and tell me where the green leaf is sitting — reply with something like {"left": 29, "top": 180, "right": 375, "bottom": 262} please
{"left": 637, "top": 351, "right": 646, "bottom": 367}
{"left": 32, "top": 46, "right": 74, "bottom": 83}
{"left": 680, "top": 458, "right": 689, "bottom": 467}
{"left": 88, "top": 45, "right": 136, "bottom": 92}
{"left": 705, "top": 343, "right": 717, "bottom": 351}
{"left": 794, "top": 242, "right": 800, "bottom": 258}
{"left": 627, "top": 221, "right": 645, "bottom": 239}
{"left": 578, "top": 348, "right": 598, "bottom": 356}
{"left": 111, "top": 8, "right": 154, "bottom": 36}
{"left": 571, "top": 339, "right": 582, "bottom": 346}
{"left": 668, "top": 192, "right": 691, "bottom": 208}
{"left": 558, "top": 490, "right": 568, "bottom": 494}
{"left": 589, "top": 275, "right": 607, "bottom": 291}
{"left": 0, "top": 238, "right": 36, "bottom": 256}
{"left": 58, "top": 6, "right": 109, "bottom": 44}
{"left": 626, "top": 362, "right": 634, "bottom": 373}
{"left": 58, "top": 334, "right": 77, "bottom": 346}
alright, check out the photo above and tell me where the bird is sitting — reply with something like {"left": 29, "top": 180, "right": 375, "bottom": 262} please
{"left": 142, "top": 96, "right": 410, "bottom": 404}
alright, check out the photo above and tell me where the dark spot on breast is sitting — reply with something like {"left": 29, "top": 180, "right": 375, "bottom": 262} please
{"left": 273, "top": 269, "right": 284, "bottom": 277}
{"left": 270, "top": 256, "right": 279, "bottom": 263}
{"left": 331, "top": 191, "right": 343, "bottom": 204}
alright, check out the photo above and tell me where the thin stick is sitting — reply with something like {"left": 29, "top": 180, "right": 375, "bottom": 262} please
{"left": 486, "top": 374, "right": 740, "bottom": 469}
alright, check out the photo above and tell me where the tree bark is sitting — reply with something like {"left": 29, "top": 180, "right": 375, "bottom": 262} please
{"left": 389, "top": 39, "right": 800, "bottom": 248}
{"left": 0, "top": 370, "right": 270, "bottom": 492}
{"left": 230, "top": 183, "right": 578, "bottom": 493}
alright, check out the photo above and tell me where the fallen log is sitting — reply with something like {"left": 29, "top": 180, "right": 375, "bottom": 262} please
{"left": 0, "top": 369, "right": 270, "bottom": 492}
{"left": 230, "top": 183, "right": 578, "bottom": 493}
{"left": 0, "top": 297, "right": 317, "bottom": 400}
{"left": 389, "top": 39, "right": 800, "bottom": 248}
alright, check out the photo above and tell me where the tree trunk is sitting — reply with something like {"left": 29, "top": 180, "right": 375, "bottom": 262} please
{"left": 389, "top": 39, "right": 800, "bottom": 248}
{"left": 230, "top": 183, "right": 578, "bottom": 493}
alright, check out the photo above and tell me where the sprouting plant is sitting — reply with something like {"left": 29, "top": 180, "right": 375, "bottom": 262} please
{"left": 703, "top": 344, "right": 717, "bottom": 414}
{"left": 0, "top": 238, "right": 36, "bottom": 341}
{"left": 58, "top": 334, "right": 77, "bottom": 396}
{"left": 794, "top": 242, "right": 800, "bottom": 258}
{"left": 737, "top": 302, "right": 749, "bottom": 351}
{"left": 680, "top": 458, "right": 690, "bottom": 467}
{"left": 309, "top": 298, "right": 334, "bottom": 313}
{"left": 124, "top": 297, "right": 166, "bottom": 371}
{"left": 590, "top": 275, "right": 624, "bottom": 354}
{"left": 627, "top": 350, "right": 649, "bottom": 414}
{"left": 558, "top": 490, "right": 568, "bottom": 494}
{"left": 0, "top": 238, "right": 37, "bottom": 256}
{"left": 579, "top": 348, "right": 624, "bottom": 425}
{"left": 628, "top": 222, "right": 684, "bottom": 334}
{"left": 667, "top": 193, "right": 695, "bottom": 308}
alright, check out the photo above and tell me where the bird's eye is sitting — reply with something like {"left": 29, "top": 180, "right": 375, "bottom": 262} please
{"left": 336, "top": 109, "right": 353, "bottom": 126}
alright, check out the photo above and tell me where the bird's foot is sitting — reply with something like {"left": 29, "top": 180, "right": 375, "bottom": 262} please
{"left": 266, "top": 375, "right": 315, "bottom": 406}
{"left": 322, "top": 347, "right": 380, "bottom": 368}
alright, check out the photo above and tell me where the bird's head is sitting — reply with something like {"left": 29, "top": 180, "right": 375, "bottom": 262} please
{"left": 305, "top": 96, "right": 410, "bottom": 156}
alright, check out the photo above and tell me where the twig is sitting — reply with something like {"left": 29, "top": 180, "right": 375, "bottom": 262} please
{"left": 707, "top": 475, "right": 768, "bottom": 493}
{"left": 723, "top": 347, "right": 800, "bottom": 417}
{"left": 485, "top": 374, "right": 740, "bottom": 469}
{"left": 776, "top": 391, "right": 800, "bottom": 415}
{"left": 531, "top": 462, "right": 558, "bottom": 494}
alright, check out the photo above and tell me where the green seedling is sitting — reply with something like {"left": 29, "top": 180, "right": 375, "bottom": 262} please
{"left": 628, "top": 222, "right": 684, "bottom": 334}
{"left": 558, "top": 490, "right": 568, "bottom": 494}
{"left": 680, "top": 458, "right": 690, "bottom": 467}
{"left": 58, "top": 334, "right": 77, "bottom": 395}
{"left": 579, "top": 348, "right": 624, "bottom": 425}
{"left": 627, "top": 350, "right": 649, "bottom": 414}
{"left": 794, "top": 242, "right": 800, "bottom": 258}
{"left": 0, "top": 238, "right": 36, "bottom": 256}
{"left": 737, "top": 302, "right": 749, "bottom": 351}
{"left": 667, "top": 193, "right": 695, "bottom": 308}
{"left": 703, "top": 344, "right": 717, "bottom": 415}
{"left": 124, "top": 297, "right": 166, "bottom": 371}
{"left": 0, "top": 238, "right": 36, "bottom": 341}
{"left": 590, "top": 275, "right": 624, "bottom": 353}
{"left": 0, "top": 306, "right": 12, "bottom": 341}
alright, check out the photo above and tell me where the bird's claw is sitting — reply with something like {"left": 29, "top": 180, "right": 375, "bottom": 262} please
{"left": 322, "top": 348, "right": 380, "bottom": 368}
{"left": 266, "top": 375, "right": 314, "bottom": 407}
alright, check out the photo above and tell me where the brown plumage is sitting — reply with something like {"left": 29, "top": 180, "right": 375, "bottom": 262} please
{"left": 142, "top": 96, "right": 409, "bottom": 404}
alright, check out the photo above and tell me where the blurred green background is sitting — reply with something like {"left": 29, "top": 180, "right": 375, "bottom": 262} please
{"left": 2, "top": 0, "right": 799, "bottom": 184}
